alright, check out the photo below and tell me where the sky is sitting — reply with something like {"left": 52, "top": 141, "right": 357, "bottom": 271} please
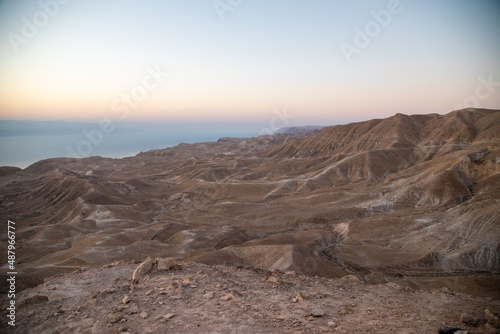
{"left": 0, "top": 0, "right": 499, "bottom": 126}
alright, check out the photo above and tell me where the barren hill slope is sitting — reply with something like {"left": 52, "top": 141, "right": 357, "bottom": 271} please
{"left": 263, "top": 109, "right": 498, "bottom": 159}
{"left": 0, "top": 108, "right": 499, "bottom": 300}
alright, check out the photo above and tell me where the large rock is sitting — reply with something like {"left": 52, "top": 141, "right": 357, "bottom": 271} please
{"left": 438, "top": 327, "right": 464, "bottom": 334}
{"left": 132, "top": 257, "right": 154, "bottom": 280}
{"left": 310, "top": 307, "right": 326, "bottom": 317}
{"left": 156, "top": 258, "right": 182, "bottom": 271}
{"left": 485, "top": 309, "right": 500, "bottom": 328}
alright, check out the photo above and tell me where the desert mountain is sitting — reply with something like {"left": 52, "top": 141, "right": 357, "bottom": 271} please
{"left": 274, "top": 125, "right": 325, "bottom": 134}
{"left": 0, "top": 108, "right": 499, "bottom": 299}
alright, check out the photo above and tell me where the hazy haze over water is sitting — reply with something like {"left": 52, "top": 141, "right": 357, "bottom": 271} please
{"left": 0, "top": 121, "right": 264, "bottom": 168}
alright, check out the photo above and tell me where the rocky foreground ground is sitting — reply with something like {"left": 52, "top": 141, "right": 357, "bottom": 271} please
{"left": 2, "top": 260, "right": 499, "bottom": 334}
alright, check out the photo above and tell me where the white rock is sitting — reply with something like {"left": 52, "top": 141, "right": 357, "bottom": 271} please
{"left": 132, "top": 258, "right": 154, "bottom": 280}
{"left": 165, "top": 313, "right": 176, "bottom": 319}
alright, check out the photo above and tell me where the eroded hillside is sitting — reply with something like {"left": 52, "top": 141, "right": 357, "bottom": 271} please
{"left": 1, "top": 108, "right": 499, "bottom": 297}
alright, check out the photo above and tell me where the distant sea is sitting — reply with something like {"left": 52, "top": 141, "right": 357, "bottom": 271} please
{"left": 0, "top": 121, "right": 263, "bottom": 168}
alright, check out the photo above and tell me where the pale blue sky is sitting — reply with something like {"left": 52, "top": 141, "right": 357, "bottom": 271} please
{"left": 0, "top": 0, "right": 499, "bottom": 124}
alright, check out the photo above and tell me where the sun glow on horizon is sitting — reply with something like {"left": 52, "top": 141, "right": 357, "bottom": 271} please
{"left": 0, "top": 0, "right": 499, "bottom": 124}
